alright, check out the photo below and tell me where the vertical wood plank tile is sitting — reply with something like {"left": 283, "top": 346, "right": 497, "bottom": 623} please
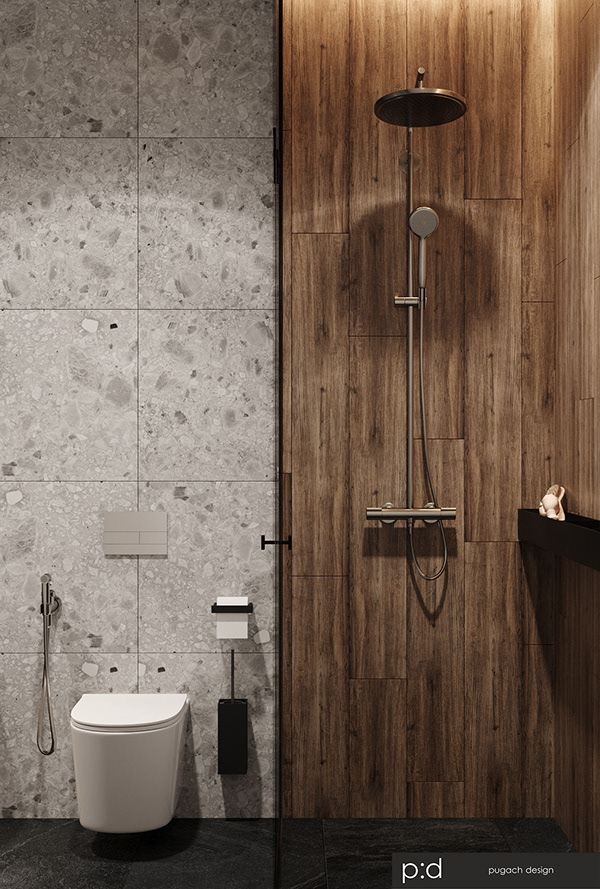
{"left": 291, "top": 234, "right": 349, "bottom": 576}
{"left": 349, "top": 0, "right": 407, "bottom": 337}
{"left": 281, "top": 0, "right": 292, "bottom": 132}
{"left": 553, "top": 259, "right": 577, "bottom": 490}
{"left": 520, "top": 542, "right": 556, "bottom": 647}
{"left": 521, "top": 302, "right": 555, "bottom": 508}
{"left": 522, "top": 0, "right": 555, "bottom": 302}
{"left": 578, "top": 4, "right": 597, "bottom": 400}
{"left": 291, "top": 577, "right": 349, "bottom": 816}
{"left": 554, "top": 0, "right": 581, "bottom": 158}
{"left": 575, "top": 398, "right": 594, "bottom": 517}
{"left": 522, "top": 644, "right": 554, "bottom": 817}
{"left": 465, "top": 0, "right": 521, "bottom": 198}
{"left": 349, "top": 679, "right": 407, "bottom": 817}
{"left": 465, "top": 200, "right": 521, "bottom": 541}
{"left": 407, "top": 782, "right": 465, "bottom": 818}
{"left": 596, "top": 280, "right": 600, "bottom": 520}
{"left": 465, "top": 543, "right": 522, "bottom": 817}
{"left": 555, "top": 560, "right": 597, "bottom": 851}
{"left": 282, "top": 128, "right": 293, "bottom": 474}
{"left": 405, "top": 0, "right": 466, "bottom": 438}
{"left": 280, "top": 472, "right": 293, "bottom": 816}
{"left": 349, "top": 336, "right": 407, "bottom": 678}
{"left": 291, "top": 0, "right": 350, "bottom": 233}
{"left": 407, "top": 440, "right": 464, "bottom": 782}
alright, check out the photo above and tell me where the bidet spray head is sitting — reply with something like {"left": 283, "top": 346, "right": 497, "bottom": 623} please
{"left": 409, "top": 206, "right": 439, "bottom": 290}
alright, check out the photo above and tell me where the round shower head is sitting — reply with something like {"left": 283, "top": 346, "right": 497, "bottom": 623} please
{"left": 409, "top": 207, "right": 439, "bottom": 239}
{"left": 374, "top": 87, "right": 467, "bottom": 128}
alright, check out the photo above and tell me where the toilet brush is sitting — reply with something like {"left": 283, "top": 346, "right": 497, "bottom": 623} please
{"left": 217, "top": 649, "right": 248, "bottom": 774}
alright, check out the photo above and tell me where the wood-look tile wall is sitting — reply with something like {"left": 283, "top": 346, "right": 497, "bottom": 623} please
{"left": 554, "top": 0, "right": 600, "bottom": 852}
{"left": 282, "top": 0, "right": 556, "bottom": 819}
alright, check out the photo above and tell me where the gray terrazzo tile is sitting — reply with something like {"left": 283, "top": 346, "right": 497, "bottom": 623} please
{"left": 0, "top": 1, "right": 137, "bottom": 137}
{"left": 139, "top": 0, "right": 274, "bottom": 137}
{"left": 139, "top": 310, "right": 275, "bottom": 481}
{"left": 0, "top": 481, "right": 137, "bottom": 653}
{"left": 138, "top": 481, "right": 275, "bottom": 653}
{"left": 139, "top": 139, "right": 274, "bottom": 310}
{"left": 0, "top": 139, "right": 136, "bottom": 308}
{"left": 0, "top": 654, "right": 137, "bottom": 818}
{"left": 138, "top": 653, "right": 275, "bottom": 818}
{"left": 0, "top": 311, "right": 137, "bottom": 479}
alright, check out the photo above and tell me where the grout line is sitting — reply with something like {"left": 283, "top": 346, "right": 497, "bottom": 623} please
{"left": 136, "top": 0, "right": 140, "bottom": 692}
{"left": 7, "top": 650, "right": 277, "bottom": 656}
{"left": 0, "top": 479, "right": 278, "bottom": 484}
{"left": 0, "top": 135, "right": 273, "bottom": 141}
{"left": 0, "top": 307, "right": 276, "bottom": 312}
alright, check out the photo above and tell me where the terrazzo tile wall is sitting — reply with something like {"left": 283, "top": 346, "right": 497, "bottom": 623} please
{"left": 0, "top": 0, "right": 276, "bottom": 819}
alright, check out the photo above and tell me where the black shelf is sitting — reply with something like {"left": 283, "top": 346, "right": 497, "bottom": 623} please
{"left": 518, "top": 508, "right": 600, "bottom": 572}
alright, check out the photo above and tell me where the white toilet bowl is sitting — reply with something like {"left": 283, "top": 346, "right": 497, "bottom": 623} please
{"left": 71, "top": 693, "right": 188, "bottom": 833}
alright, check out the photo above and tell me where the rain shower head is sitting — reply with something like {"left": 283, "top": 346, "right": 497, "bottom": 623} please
{"left": 409, "top": 207, "right": 439, "bottom": 290}
{"left": 375, "top": 68, "right": 467, "bottom": 128}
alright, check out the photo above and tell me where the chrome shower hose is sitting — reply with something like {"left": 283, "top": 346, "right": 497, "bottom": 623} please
{"left": 408, "top": 300, "right": 448, "bottom": 582}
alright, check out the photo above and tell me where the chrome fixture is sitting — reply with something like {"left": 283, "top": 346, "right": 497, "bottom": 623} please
{"left": 37, "top": 573, "right": 61, "bottom": 756}
{"left": 366, "top": 505, "right": 457, "bottom": 523}
{"left": 367, "top": 69, "right": 467, "bottom": 581}
{"left": 374, "top": 68, "right": 467, "bottom": 128}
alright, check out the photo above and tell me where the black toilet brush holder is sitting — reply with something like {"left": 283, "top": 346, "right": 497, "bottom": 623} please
{"left": 218, "top": 649, "right": 247, "bottom": 775}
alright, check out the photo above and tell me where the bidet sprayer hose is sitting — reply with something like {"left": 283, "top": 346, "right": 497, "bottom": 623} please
{"left": 37, "top": 574, "right": 60, "bottom": 756}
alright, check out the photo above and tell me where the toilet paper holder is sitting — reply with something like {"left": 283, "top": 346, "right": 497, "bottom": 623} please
{"left": 211, "top": 603, "right": 254, "bottom": 614}
{"left": 212, "top": 598, "right": 254, "bottom": 640}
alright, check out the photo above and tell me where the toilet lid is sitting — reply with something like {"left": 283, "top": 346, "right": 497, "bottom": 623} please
{"left": 71, "top": 694, "right": 188, "bottom": 731}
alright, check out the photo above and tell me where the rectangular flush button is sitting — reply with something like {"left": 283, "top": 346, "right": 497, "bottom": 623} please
{"left": 103, "top": 512, "right": 167, "bottom": 556}
{"left": 103, "top": 532, "right": 140, "bottom": 545}
{"left": 139, "top": 532, "right": 168, "bottom": 544}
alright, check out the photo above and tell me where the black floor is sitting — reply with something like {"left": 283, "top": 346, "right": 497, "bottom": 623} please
{"left": 280, "top": 819, "right": 576, "bottom": 889}
{"left": 0, "top": 817, "right": 574, "bottom": 889}
{"left": 0, "top": 818, "right": 277, "bottom": 889}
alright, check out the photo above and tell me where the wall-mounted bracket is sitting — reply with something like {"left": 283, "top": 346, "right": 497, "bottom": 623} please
{"left": 260, "top": 534, "right": 292, "bottom": 550}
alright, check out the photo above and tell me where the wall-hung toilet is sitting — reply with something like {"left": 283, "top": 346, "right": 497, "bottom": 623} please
{"left": 71, "top": 693, "right": 188, "bottom": 833}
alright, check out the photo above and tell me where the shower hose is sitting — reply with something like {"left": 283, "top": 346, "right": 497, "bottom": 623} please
{"left": 408, "top": 301, "right": 448, "bottom": 581}
{"left": 37, "top": 574, "right": 59, "bottom": 756}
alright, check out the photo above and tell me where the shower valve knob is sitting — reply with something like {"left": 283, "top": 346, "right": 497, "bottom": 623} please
{"left": 379, "top": 502, "right": 397, "bottom": 524}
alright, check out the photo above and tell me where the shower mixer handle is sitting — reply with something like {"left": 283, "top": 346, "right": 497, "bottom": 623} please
{"left": 366, "top": 504, "right": 457, "bottom": 524}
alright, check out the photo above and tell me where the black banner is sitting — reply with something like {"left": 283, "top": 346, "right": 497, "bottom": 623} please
{"left": 391, "top": 853, "right": 599, "bottom": 889}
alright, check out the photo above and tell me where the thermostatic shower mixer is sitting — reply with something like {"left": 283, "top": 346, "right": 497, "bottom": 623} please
{"left": 366, "top": 503, "right": 457, "bottom": 525}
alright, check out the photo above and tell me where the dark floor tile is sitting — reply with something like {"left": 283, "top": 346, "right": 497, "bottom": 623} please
{"left": 122, "top": 819, "right": 277, "bottom": 889}
{"left": 322, "top": 819, "right": 513, "bottom": 889}
{"left": 326, "top": 854, "right": 391, "bottom": 889}
{"left": 0, "top": 819, "right": 132, "bottom": 889}
{"left": 495, "top": 819, "right": 577, "bottom": 853}
{"left": 279, "top": 819, "right": 327, "bottom": 889}
{"left": 0, "top": 818, "right": 74, "bottom": 852}
{"left": 323, "top": 818, "right": 510, "bottom": 853}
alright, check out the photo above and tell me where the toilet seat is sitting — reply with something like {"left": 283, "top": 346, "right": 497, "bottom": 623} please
{"left": 71, "top": 694, "right": 188, "bottom": 733}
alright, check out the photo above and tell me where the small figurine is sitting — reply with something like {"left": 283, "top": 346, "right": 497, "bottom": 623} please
{"left": 538, "top": 484, "right": 565, "bottom": 521}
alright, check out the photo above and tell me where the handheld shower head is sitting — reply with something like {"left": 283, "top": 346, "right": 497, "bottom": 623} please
{"left": 409, "top": 207, "right": 439, "bottom": 290}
